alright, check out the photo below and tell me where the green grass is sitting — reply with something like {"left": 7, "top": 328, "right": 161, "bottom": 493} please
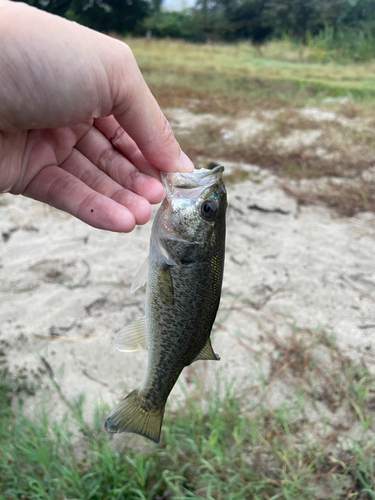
{"left": 1, "top": 326, "right": 375, "bottom": 499}
{"left": 123, "top": 38, "right": 375, "bottom": 101}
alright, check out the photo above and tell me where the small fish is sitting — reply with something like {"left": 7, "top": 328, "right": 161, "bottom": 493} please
{"left": 105, "top": 165, "right": 227, "bottom": 443}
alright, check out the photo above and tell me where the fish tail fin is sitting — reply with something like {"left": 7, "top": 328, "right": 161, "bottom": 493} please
{"left": 104, "top": 389, "right": 165, "bottom": 443}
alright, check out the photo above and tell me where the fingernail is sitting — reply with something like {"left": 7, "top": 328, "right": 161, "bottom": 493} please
{"left": 179, "top": 150, "right": 194, "bottom": 172}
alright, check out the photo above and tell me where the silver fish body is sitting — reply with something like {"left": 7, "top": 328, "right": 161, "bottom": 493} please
{"left": 105, "top": 166, "right": 227, "bottom": 443}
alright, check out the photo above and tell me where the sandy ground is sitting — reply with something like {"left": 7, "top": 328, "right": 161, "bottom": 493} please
{"left": 1, "top": 130, "right": 375, "bottom": 445}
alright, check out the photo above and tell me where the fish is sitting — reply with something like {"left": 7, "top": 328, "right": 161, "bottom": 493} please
{"left": 105, "top": 165, "right": 227, "bottom": 443}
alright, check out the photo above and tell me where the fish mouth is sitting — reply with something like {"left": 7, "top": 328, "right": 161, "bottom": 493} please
{"left": 161, "top": 166, "right": 225, "bottom": 193}
{"left": 192, "top": 165, "right": 224, "bottom": 179}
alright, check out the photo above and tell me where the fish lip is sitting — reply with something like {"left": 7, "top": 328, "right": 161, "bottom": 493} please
{"left": 161, "top": 166, "right": 225, "bottom": 192}
{"left": 193, "top": 165, "right": 224, "bottom": 179}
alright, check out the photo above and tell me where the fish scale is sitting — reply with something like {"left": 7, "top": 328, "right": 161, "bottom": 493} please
{"left": 105, "top": 166, "right": 227, "bottom": 443}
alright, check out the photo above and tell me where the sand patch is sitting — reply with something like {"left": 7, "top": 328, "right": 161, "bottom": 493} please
{"left": 1, "top": 158, "right": 374, "bottom": 448}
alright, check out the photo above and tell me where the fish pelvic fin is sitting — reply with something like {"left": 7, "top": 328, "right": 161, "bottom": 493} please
{"left": 105, "top": 389, "right": 165, "bottom": 443}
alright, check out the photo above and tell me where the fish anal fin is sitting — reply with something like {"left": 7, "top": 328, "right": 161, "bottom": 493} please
{"left": 105, "top": 389, "right": 165, "bottom": 443}
{"left": 131, "top": 256, "right": 149, "bottom": 294}
{"left": 192, "top": 338, "right": 220, "bottom": 363}
{"left": 114, "top": 317, "right": 147, "bottom": 352}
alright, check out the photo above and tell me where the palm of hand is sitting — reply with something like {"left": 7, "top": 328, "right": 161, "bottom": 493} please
{"left": 1, "top": 117, "right": 165, "bottom": 232}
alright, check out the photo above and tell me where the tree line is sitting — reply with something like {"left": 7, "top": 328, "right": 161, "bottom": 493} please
{"left": 15, "top": 0, "right": 375, "bottom": 58}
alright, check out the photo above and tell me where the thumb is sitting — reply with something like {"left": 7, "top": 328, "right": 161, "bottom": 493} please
{"left": 110, "top": 44, "right": 194, "bottom": 174}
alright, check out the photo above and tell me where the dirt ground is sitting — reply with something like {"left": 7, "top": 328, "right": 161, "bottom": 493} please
{"left": 1, "top": 112, "right": 375, "bottom": 446}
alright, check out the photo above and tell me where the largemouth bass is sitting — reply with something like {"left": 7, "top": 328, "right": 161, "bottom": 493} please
{"left": 105, "top": 165, "right": 227, "bottom": 443}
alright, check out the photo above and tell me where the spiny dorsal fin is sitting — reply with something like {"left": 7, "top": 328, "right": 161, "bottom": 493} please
{"left": 131, "top": 256, "right": 149, "bottom": 294}
{"left": 192, "top": 338, "right": 220, "bottom": 363}
{"left": 114, "top": 317, "right": 147, "bottom": 352}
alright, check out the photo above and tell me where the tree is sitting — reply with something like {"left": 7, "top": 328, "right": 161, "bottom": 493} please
{"left": 228, "top": 0, "right": 272, "bottom": 42}
{"left": 262, "top": 0, "right": 317, "bottom": 39}
{"left": 14, "top": 0, "right": 151, "bottom": 34}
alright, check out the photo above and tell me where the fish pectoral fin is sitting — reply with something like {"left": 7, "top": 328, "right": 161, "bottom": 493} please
{"left": 105, "top": 389, "right": 165, "bottom": 443}
{"left": 192, "top": 338, "right": 220, "bottom": 363}
{"left": 157, "top": 266, "right": 174, "bottom": 306}
{"left": 131, "top": 256, "right": 149, "bottom": 294}
{"left": 114, "top": 317, "right": 147, "bottom": 352}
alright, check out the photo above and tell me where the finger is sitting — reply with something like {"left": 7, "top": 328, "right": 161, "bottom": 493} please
{"left": 94, "top": 116, "right": 160, "bottom": 180}
{"left": 109, "top": 46, "right": 194, "bottom": 174}
{"left": 76, "top": 124, "right": 165, "bottom": 204}
{"left": 61, "top": 148, "right": 151, "bottom": 225}
{"left": 23, "top": 164, "right": 137, "bottom": 232}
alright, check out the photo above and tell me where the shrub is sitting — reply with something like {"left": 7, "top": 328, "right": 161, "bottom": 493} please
{"left": 143, "top": 11, "right": 205, "bottom": 42}
{"left": 307, "top": 26, "right": 375, "bottom": 63}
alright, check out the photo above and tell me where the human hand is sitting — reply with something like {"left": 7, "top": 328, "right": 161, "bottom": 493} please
{"left": 0, "top": 0, "right": 194, "bottom": 232}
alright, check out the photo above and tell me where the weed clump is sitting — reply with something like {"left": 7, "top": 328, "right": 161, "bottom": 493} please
{"left": 1, "top": 326, "right": 375, "bottom": 500}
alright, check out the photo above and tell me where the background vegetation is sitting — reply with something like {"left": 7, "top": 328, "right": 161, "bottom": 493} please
{"left": 14, "top": 0, "right": 375, "bottom": 62}
{"left": 2, "top": 327, "right": 375, "bottom": 498}
{"left": 123, "top": 36, "right": 375, "bottom": 217}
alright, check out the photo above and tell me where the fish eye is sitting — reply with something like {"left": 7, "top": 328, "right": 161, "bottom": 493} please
{"left": 200, "top": 200, "right": 219, "bottom": 220}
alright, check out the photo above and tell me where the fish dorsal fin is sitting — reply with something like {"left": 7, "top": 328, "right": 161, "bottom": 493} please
{"left": 157, "top": 266, "right": 174, "bottom": 306}
{"left": 131, "top": 256, "right": 149, "bottom": 294}
{"left": 192, "top": 338, "right": 220, "bottom": 363}
{"left": 114, "top": 317, "right": 147, "bottom": 352}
